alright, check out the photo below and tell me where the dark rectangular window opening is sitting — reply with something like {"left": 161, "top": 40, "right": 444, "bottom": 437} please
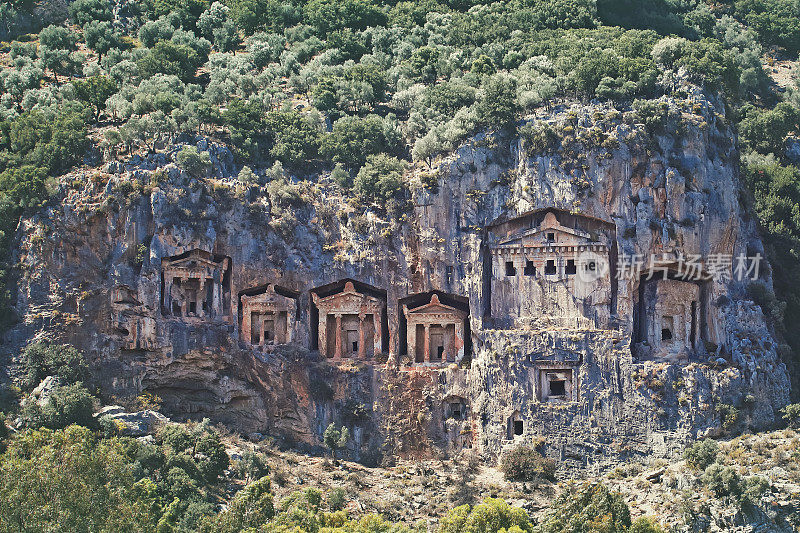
{"left": 547, "top": 232, "right": 555, "bottom": 243}
{"left": 545, "top": 260, "right": 556, "bottom": 275}
{"left": 505, "top": 261, "right": 516, "bottom": 276}
{"left": 352, "top": 341, "right": 358, "bottom": 353}
{"left": 436, "top": 346, "right": 444, "bottom": 359}
{"left": 513, "top": 420, "right": 524, "bottom": 436}
{"left": 188, "top": 301, "right": 197, "bottom": 314}
{"left": 565, "top": 259, "right": 576, "bottom": 275}
{"left": 549, "top": 379, "right": 566, "bottom": 396}
{"left": 523, "top": 260, "right": 536, "bottom": 276}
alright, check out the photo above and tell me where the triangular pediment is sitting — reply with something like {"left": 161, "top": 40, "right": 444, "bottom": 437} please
{"left": 500, "top": 226, "right": 594, "bottom": 246}
{"left": 164, "top": 250, "right": 225, "bottom": 270}
{"left": 405, "top": 294, "right": 468, "bottom": 318}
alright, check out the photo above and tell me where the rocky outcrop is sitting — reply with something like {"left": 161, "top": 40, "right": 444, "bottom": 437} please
{"left": 2, "top": 89, "right": 791, "bottom": 471}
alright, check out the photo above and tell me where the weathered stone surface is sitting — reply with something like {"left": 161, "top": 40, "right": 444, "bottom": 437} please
{"left": 1, "top": 92, "right": 791, "bottom": 471}
{"left": 96, "top": 405, "right": 169, "bottom": 436}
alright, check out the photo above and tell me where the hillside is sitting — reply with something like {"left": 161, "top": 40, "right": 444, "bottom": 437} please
{"left": 2, "top": 0, "right": 800, "bottom": 531}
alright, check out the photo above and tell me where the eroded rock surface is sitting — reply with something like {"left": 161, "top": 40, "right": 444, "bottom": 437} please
{"left": 2, "top": 92, "right": 791, "bottom": 471}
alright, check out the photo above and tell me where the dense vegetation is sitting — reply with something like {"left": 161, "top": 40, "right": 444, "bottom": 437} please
{"left": 0, "top": 0, "right": 798, "bottom": 341}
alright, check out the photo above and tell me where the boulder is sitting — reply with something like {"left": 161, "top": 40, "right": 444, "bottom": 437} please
{"left": 96, "top": 406, "right": 169, "bottom": 437}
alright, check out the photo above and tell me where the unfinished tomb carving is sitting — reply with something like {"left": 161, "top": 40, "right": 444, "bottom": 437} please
{"left": 311, "top": 280, "right": 387, "bottom": 360}
{"left": 402, "top": 293, "right": 469, "bottom": 364}
{"left": 487, "top": 208, "right": 615, "bottom": 328}
{"left": 634, "top": 274, "right": 707, "bottom": 362}
{"left": 161, "top": 250, "right": 231, "bottom": 320}
{"left": 240, "top": 284, "right": 298, "bottom": 349}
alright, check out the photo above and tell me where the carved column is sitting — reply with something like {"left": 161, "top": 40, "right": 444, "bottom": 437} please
{"left": 358, "top": 314, "right": 366, "bottom": 359}
{"left": 198, "top": 278, "right": 206, "bottom": 317}
{"left": 241, "top": 299, "right": 251, "bottom": 344}
{"left": 163, "top": 275, "right": 173, "bottom": 315}
{"left": 212, "top": 274, "right": 221, "bottom": 317}
{"left": 424, "top": 323, "right": 431, "bottom": 363}
{"left": 334, "top": 314, "right": 342, "bottom": 360}
{"left": 455, "top": 320, "right": 464, "bottom": 361}
{"left": 180, "top": 274, "right": 188, "bottom": 316}
{"left": 318, "top": 309, "right": 327, "bottom": 358}
{"left": 373, "top": 311, "right": 381, "bottom": 356}
{"left": 286, "top": 302, "right": 295, "bottom": 344}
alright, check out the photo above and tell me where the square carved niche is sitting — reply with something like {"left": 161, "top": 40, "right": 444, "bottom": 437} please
{"left": 537, "top": 366, "right": 577, "bottom": 402}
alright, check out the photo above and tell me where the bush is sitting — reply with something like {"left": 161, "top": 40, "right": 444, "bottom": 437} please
{"left": 176, "top": 146, "right": 211, "bottom": 177}
{"left": 22, "top": 342, "right": 89, "bottom": 390}
{"left": 702, "top": 463, "right": 741, "bottom": 497}
{"left": 683, "top": 439, "right": 719, "bottom": 470}
{"left": 353, "top": 154, "right": 407, "bottom": 205}
{"left": 236, "top": 448, "right": 270, "bottom": 482}
{"left": 438, "top": 498, "right": 532, "bottom": 533}
{"left": 536, "top": 483, "right": 631, "bottom": 533}
{"left": 781, "top": 403, "right": 800, "bottom": 428}
{"left": 327, "top": 487, "right": 346, "bottom": 511}
{"left": 500, "top": 446, "right": 557, "bottom": 482}
{"left": 22, "top": 383, "right": 97, "bottom": 430}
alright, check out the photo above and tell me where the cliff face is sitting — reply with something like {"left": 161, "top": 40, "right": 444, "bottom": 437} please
{"left": 2, "top": 90, "right": 791, "bottom": 469}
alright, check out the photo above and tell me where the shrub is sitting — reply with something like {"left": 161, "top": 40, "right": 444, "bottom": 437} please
{"left": 212, "top": 476, "right": 275, "bottom": 531}
{"left": 500, "top": 445, "right": 557, "bottom": 482}
{"left": 22, "top": 342, "right": 89, "bottom": 390}
{"left": 323, "top": 423, "right": 349, "bottom": 463}
{"left": 438, "top": 498, "right": 532, "bottom": 533}
{"left": 353, "top": 154, "right": 407, "bottom": 205}
{"left": 327, "top": 487, "right": 346, "bottom": 511}
{"left": 781, "top": 403, "right": 800, "bottom": 428}
{"left": 702, "top": 463, "right": 741, "bottom": 497}
{"left": 536, "top": 483, "right": 631, "bottom": 533}
{"left": 176, "top": 146, "right": 211, "bottom": 177}
{"left": 684, "top": 439, "right": 719, "bottom": 470}
{"left": 236, "top": 448, "right": 271, "bottom": 482}
{"left": 22, "top": 383, "right": 97, "bottom": 430}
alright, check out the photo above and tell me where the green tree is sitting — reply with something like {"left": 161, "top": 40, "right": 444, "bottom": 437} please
{"left": 72, "top": 75, "right": 117, "bottom": 121}
{"left": 0, "top": 426, "right": 161, "bottom": 531}
{"left": 38, "top": 25, "right": 82, "bottom": 77}
{"left": 354, "top": 153, "right": 406, "bottom": 205}
{"left": 500, "top": 446, "right": 557, "bottom": 482}
{"left": 227, "top": 0, "right": 300, "bottom": 35}
{"left": 69, "top": 0, "right": 113, "bottom": 26}
{"left": 137, "top": 41, "right": 202, "bottom": 82}
{"left": 304, "top": 0, "right": 387, "bottom": 36}
{"left": 21, "top": 383, "right": 97, "bottom": 430}
{"left": 21, "top": 342, "right": 89, "bottom": 389}
{"left": 740, "top": 102, "right": 800, "bottom": 155}
{"left": 175, "top": 145, "right": 211, "bottom": 177}
{"left": 536, "top": 483, "right": 631, "bottom": 533}
{"left": 208, "top": 476, "right": 274, "bottom": 532}
{"left": 476, "top": 74, "right": 519, "bottom": 129}
{"left": 322, "top": 423, "right": 349, "bottom": 463}
{"left": 222, "top": 98, "right": 267, "bottom": 161}
{"left": 438, "top": 498, "right": 532, "bottom": 533}
{"left": 83, "top": 20, "right": 122, "bottom": 62}
{"left": 264, "top": 109, "right": 321, "bottom": 168}
{"left": 146, "top": 0, "right": 209, "bottom": 32}
{"left": 321, "top": 114, "right": 399, "bottom": 169}
{"left": 683, "top": 438, "right": 719, "bottom": 471}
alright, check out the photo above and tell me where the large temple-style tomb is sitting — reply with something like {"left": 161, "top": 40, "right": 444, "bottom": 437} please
{"left": 240, "top": 284, "right": 297, "bottom": 348}
{"left": 312, "top": 280, "right": 385, "bottom": 360}
{"left": 161, "top": 249, "right": 230, "bottom": 320}
{"left": 403, "top": 293, "right": 469, "bottom": 364}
